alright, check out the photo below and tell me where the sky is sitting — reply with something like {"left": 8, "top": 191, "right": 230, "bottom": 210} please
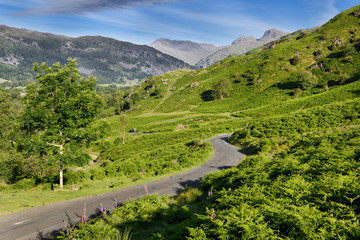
{"left": 0, "top": 0, "right": 358, "bottom": 46}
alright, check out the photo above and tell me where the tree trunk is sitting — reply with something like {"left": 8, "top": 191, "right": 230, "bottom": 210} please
{"left": 59, "top": 143, "right": 64, "bottom": 189}
{"left": 60, "top": 164, "right": 63, "bottom": 189}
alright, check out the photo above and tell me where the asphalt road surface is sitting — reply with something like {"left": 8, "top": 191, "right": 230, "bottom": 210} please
{"left": 0, "top": 134, "right": 244, "bottom": 240}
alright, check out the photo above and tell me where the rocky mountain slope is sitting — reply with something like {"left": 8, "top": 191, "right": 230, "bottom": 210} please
{"left": 0, "top": 25, "right": 190, "bottom": 86}
{"left": 149, "top": 38, "right": 224, "bottom": 65}
{"left": 196, "top": 28, "right": 288, "bottom": 68}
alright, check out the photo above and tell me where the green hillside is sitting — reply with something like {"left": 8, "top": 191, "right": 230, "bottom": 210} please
{"left": 0, "top": 25, "right": 190, "bottom": 86}
{"left": 1, "top": 4, "right": 360, "bottom": 240}
{"left": 128, "top": 6, "right": 360, "bottom": 115}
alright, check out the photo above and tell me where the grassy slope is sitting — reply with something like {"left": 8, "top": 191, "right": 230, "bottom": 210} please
{"left": 57, "top": 5, "right": 360, "bottom": 239}
{"left": 128, "top": 3, "right": 360, "bottom": 115}
{"left": 1, "top": 4, "right": 359, "bottom": 239}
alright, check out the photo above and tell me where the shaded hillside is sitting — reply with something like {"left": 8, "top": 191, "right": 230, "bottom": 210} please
{"left": 149, "top": 38, "right": 224, "bottom": 65}
{"left": 0, "top": 25, "right": 190, "bottom": 86}
{"left": 196, "top": 28, "right": 288, "bottom": 68}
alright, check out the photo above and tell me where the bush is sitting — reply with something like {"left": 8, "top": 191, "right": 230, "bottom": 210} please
{"left": 297, "top": 70, "right": 318, "bottom": 90}
{"left": 290, "top": 55, "right": 301, "bottom": 65}
{"left": 63, "top": 169, "right": 86, "bottom": 185}
{"left": 211, "top": 78, "right": 231, "bottom": 100}
{"left": 151, "top": 89, "right": 163, "bottom": 97}
{"left": 11, "top": 178, "right": 36, "bottom": 190}
{"left": 89, "top": 168, "right": 106, "bottom": 180}
{"left": 292, "top": 88, "right": 302, "bottom": 97}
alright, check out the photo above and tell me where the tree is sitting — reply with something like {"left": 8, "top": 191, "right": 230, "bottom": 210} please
{"left": 0, "top": 89, "right": 15, "bottom": 151}
{"left": 113, "top": 90, "right": 128, "bottom": 144}
{"left": 297, "top": 70, "right": 318, "bottom": 90}
{"left": 21, "top": 58, "right": 103, "bottom": 189}
{"left": 212, "top": 78, "right": 231, "bottom": 100}
{"left": 119, "top": 114, "right": 128, "bottom": 144}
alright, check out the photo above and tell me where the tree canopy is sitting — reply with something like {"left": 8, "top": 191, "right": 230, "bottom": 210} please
{"left": 20, "top": 58, "right": 103, "bottom": 188}
{"left": 0, "top": 89, "right": 14, "bottom": 150}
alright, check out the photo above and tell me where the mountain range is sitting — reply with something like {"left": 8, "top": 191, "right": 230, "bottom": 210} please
{"left": 149, "top": 38, "right": 225, "bottom": 65}
{"left": 0, "top": 25, "right": 190, "bottom": 86}
{"left": 149, "top": 29, "right": 288, "bottom": 68}
{"left": 196, "top": 29, "right": 289, "bottom": 68}
{"left": 0, "top": 25, "right": 289, "bottom": 87}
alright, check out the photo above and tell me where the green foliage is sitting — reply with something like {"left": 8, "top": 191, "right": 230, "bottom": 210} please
{"left": 97, "top": 131, "right": 213, "bottom": 179}
{"left": 16, "top": 58, "right": 105, "bottom": 188}
{"left": 297, "top": 70, "right": 319, "bottom": 90}
{"left": 290, "top": 55, "right": 301, "bottom": 65}
{"left": 66, "top": 126, "right": 360, "bottom": 239}
{"left": 5, "top": 6, "right": 360, "bottom": 240}
{"left": 211, "top": 78, "right": 232, "bottom": 100}
{"left": 151, "top": 89, "right": 163, "bottom": 98}
{"left": 20, "top": 58, "right": 103, "bottom": 158}
{"left": 0, "top": 89, "right": 15, "bottom": 150}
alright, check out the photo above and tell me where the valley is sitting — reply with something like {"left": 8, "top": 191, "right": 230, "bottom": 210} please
{"left": 0, "top": 4, "right": 360, "bottom": 240}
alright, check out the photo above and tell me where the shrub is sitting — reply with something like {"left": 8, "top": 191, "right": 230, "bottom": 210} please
{"left": 63, "top": 169, "right": 86, "bottom": 185}
{"left": 211, "top": 78, "right": 231, "bottom": 100}
{"left": 11, "top": 178, "right": 36, "bottom": 190}
{"left": 297, "top": 70, "right": 318, "bottom": 90}
{"left": 290, "top": 55, "right": 301, "bottom": 65}
{"left": 89, "top": 168, "right": 106, "bottom": 180}
{"left": 293, "top": 88, "right": 302, "bottom": 97}
{"left": 151, "top": 89, "right": 163, "bottom": 97}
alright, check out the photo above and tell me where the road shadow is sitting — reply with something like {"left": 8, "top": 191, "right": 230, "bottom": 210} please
{"left": 220, "top": 136, "right": 229, "bottom": 141}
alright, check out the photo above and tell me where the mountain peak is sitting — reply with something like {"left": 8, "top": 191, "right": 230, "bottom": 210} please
{"left": 260, "top": 28, "right": 289, "bottom": 42}
{"left": 196, "top": 28, "right": 288, "bottom": 68}
{"left": 149, "top": 38, "right": 222, "bottom": 65}
{"left": 231, "top": 36, "right": 257, "bottom": 45}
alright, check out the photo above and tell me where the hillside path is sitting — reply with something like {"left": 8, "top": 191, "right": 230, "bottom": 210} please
{"left": 0, "top": 134, "right": 244, "bottom": 240}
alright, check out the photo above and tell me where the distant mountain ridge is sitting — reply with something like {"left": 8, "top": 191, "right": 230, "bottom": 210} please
{"left": 0, "top": 25, "right": 190, "bottom": 86}
{"left": 196, "top": 29, "right": 289, "bottom": 68}
{"left": 149, "top": 38, "right": 224, "bottom": 65}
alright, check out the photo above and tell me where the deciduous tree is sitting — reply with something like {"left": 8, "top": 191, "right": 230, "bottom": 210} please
{"left": 0, "top": 89, "right": 14, "bottom": 151}
{"left": 212, "top": 78, "right": 231, "bottom": 99}
{"left": 21, "top": 58, "right": 103, "bottom": 189}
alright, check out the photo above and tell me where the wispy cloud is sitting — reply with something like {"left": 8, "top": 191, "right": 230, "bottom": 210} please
{"left": 157, "top": 6, "right": 275, "bottom": 37}
{"left": 301, "top": 0, "right": 340, "bottom": 25}
{"left": 16, "top": 0, "right": 172, "bottom": 15}
{"left": 319, "top": 0, "right": 339, "bottom": 24}
{"left": 85, "top": 10, "right": 202, "bottom": 40}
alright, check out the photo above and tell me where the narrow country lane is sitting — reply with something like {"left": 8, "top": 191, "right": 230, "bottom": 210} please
{"left": 0, "top": 134, "right": 244, "bottom": 240}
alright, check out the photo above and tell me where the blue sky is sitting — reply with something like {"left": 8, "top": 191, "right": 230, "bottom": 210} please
{"left": 0, "top": 0, "right": 358, "bottom": 46}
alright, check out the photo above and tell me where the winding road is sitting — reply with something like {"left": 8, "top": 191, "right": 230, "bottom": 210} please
{"left": 0, "top": 134, "right": 244, "bottom": 240}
